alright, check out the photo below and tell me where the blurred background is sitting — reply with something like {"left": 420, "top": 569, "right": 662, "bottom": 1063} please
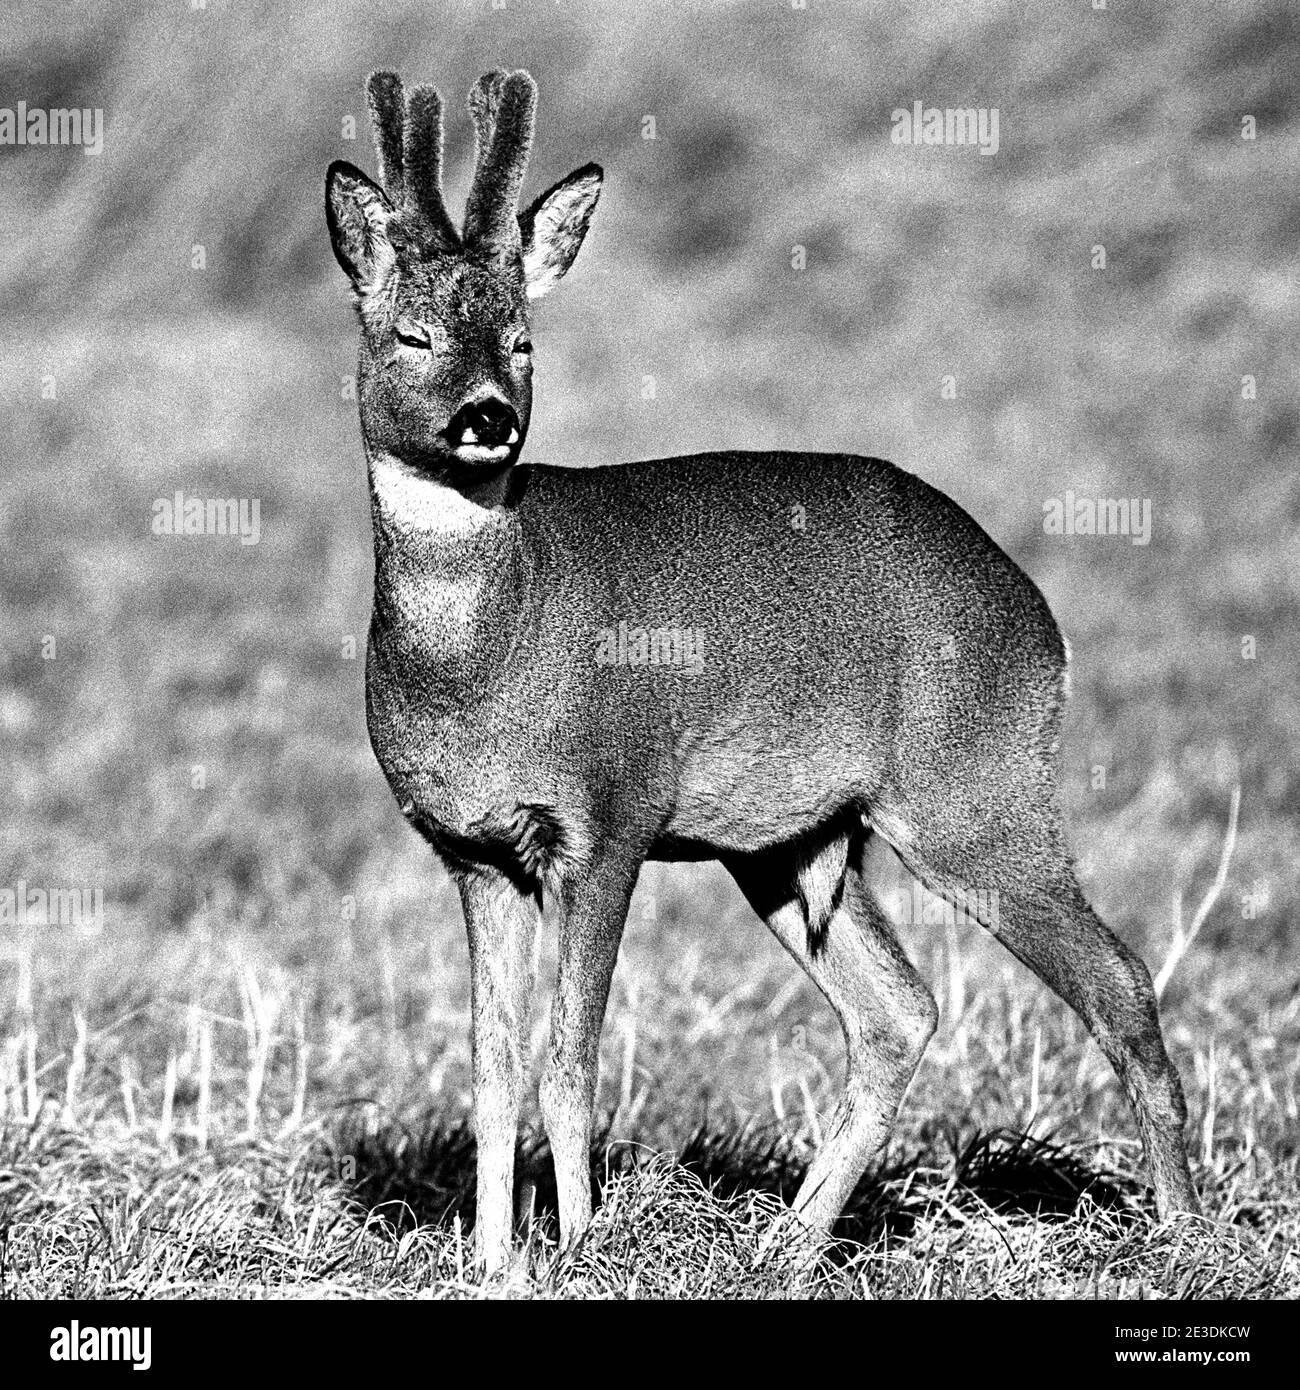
{"left": 1, "top": 0, "right": 1297, "bottom": 1190}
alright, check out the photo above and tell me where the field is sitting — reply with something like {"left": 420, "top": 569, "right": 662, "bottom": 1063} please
{"left": 1, "top": 0, "right": 1298, "bottom": 1298}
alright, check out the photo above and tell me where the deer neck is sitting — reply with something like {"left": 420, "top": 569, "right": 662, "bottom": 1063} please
{"left": 366, "top": 449, "right": 533, "bottom": 704}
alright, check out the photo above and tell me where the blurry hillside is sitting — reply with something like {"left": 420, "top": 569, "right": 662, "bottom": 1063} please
{"left": 1, "top": 0, "right": 1298, "bottom": 961}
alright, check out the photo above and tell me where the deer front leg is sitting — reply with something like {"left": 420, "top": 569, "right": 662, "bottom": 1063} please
{"left": 458, "top": 867, "right": 541, "bottom": 1275}
{"left": 538, "top": 860, "right": 638, "bottom": 1247}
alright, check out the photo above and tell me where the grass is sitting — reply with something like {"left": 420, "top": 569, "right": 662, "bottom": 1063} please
{"left": 1, "top": 0, "right": 1299, "bottom": 1297}
{"left": 0, "top": 830, "right": 1296, "bottom": 1298}
{"left": 0, "top": 1107, "right": 1292, "bottom": 1298}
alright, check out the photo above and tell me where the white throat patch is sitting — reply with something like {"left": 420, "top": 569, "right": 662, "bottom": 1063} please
{"left": 368, "top": 452, "right": 495, "bottom": 535}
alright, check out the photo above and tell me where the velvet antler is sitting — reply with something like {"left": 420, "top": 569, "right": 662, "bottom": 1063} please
{"left": 462, "top": 69, "right": 537, "bottom": 254}
{"left": 366, "top": 72, "right": 407, "bottom": 199}
{"left": 365, "top": 71, "right": 459, "bottom": 247}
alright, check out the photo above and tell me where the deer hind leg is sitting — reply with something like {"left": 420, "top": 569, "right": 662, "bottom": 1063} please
{"left": 890, "top": 808, "right": 1199, "bottom": 1218}
{"left": 728, "top": 840, "right": 937, "bottom": 1230}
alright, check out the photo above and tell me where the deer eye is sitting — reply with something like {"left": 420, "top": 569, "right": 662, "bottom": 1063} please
{"left": 394, "top": 324, "right": 428, "bottom": 349}
{"left": 512, "top": 334, "right": 533, "bottom": 356}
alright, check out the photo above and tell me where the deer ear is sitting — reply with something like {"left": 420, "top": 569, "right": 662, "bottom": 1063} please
{"left": 518, "top": 162, "right": 602, "bottom": 300}
{"left": 326, "top": 160, "right": 396, "bottom": 292}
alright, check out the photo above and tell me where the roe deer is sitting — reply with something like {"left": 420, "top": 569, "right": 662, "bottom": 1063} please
{"left": 325, "top": 69, "right": 1199, "bottom": 1273}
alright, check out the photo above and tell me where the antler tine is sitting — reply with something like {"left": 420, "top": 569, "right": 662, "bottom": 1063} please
{"left": 468, "top": 69, "right": 508, "bottom": 143}
{"left": 404, "top": 84, "right": 459, "bottom": 245}
{"left": 463, "top": 69, "right": 538, "bottom": 253}
{"left": 366, "top": 71, "right": 406, "bottom": 199}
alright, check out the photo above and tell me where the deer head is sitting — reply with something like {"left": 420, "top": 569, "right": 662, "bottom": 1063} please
{"left": 326, "top": 70, "right": 602, "bottom": 474}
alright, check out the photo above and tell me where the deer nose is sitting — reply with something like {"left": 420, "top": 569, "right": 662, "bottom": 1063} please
{"left": 447, "top": 396, "right": 520, "bottom": 450}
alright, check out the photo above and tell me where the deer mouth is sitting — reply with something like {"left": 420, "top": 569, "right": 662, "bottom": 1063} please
{"left": 451, "top": 439, "right": 516, "bottom": 465}
{"left": 444, "top": 412, "right": 521, "bottom": 466}
{"left": 444, "top": 400, "right": 520, "bottom": 469}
